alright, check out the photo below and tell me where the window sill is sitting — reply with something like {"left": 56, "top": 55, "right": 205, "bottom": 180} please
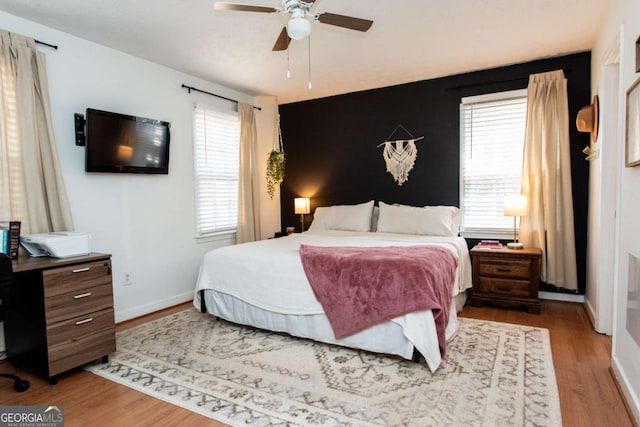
{"left": 195, "top": 231, "right": 236, "bottom": 244}
{"left": 460, "top": 229, "right": 514, "bottom": 240}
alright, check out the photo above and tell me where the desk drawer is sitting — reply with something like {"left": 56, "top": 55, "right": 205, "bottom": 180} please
{"left": 43, "top": 260, "right": 112, "bottom": 298}
{"left": 478, "top": 258, "right": 531, "bottom": 279}
{"left": 45, "top": 284, "right": 113, "bottom": 324}
{"left": 48, "top": 328, "right": 116, "bottom": 376}
{"left": 478, "top": 277, "right": 531, "bottom": 297}
{"left": 46, "top": 308, "right": 115, "bottom": 346}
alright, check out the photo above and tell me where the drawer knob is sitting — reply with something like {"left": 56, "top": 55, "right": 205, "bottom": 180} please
{"left": 75, "top": 317, "right": 94, "bottom": 325}
{"left": 497, "top": 286, "right": 511, "bottom": 292}
{"left": 73, "top": 292, "right": 92, "bottom": 299}
{"left": 72, "top": 267, "right": 91, "bottom": 273}
{"left": 496, "top": 268, "right": 512, "bottom": 273}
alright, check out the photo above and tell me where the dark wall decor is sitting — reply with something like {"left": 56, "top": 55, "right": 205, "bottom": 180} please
{"left": 279, "top": 52, "right": 591, "bottom": 294}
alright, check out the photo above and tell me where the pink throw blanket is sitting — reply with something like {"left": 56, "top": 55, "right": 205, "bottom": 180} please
{"left": 299, "top": 244, "right": 458, "bottom": 356}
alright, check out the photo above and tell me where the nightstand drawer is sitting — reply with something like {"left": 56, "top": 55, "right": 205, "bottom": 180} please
{"left": 478, "top": 277, "right": 531, "bottom": 297}
{"left": 43, "top": 260, "right": 112, "bottom": 298}
{"left": 478, "top": 258, "right": 531, "bottom": 279}
{"left": 46, "top": 308, "right": 115, "bottom": 346}
{"left": 45, "top": 284, "right": 114, "bottom": 324}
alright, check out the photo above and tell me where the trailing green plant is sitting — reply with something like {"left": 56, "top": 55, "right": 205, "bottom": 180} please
{"left": 266, "top": 150, "right": 285, "bottom": 199}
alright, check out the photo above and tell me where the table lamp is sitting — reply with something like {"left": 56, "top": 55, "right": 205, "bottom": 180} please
{"left": 294, "top": 197, "right": 310, "bottom": 232}
{"left": 503, "top": 195, "right": 527, "bottom": 249}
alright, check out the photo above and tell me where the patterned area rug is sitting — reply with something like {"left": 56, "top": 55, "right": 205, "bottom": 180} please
{"left": 86, "top": 309, "right": 562, "bottom": 426}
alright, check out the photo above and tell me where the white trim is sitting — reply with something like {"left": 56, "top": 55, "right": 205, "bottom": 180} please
{"left": 611, "top": 356, "right": 640, "bottom": 424}
{"left": 584, "top": 297, "right": 598, "bottom": 331}
{"left": 588, "top": 48, "right": 620, "bottom": 335}
{"left": 114, "top": 291, "right": 194, "bottom": 323}
{"left": 612, "top": 23, "right": 625, "bottom": 355}
{"left": 538, "top": 291, "right": 584, "bottom": 303}
{"left": 195, "top": 231, "right": 236, "bottom": 243}
{"left": 460, "top": 229, "right": 514, "bottom": 240}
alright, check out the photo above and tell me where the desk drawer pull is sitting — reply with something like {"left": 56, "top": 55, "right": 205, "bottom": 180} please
{"left": 73, "top": 292, "right": 92, "bottom": 299}
{"left": 497, "top": 286, "right": 511, "bottom": 292}
{"left": 496, "top": 268, "right": 512, "bottom": 273}
{"left": 75, "top": 317, "right": 93, "bottom": 325}
{"left": 72, "top": 267, "right": 90, "bottom": 273}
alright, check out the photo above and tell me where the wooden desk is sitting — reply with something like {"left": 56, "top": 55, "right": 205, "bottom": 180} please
{"left": 6, "top": 253, "right": 115, "bottom": 384}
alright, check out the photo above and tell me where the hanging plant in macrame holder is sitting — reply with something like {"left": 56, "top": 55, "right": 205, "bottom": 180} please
{"left": 266, "top": 115, "right": 285, "bottom": 199}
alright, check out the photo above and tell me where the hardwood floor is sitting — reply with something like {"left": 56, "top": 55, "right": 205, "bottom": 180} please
{"left": 0, "top": 300, "right": 635, "bottom": 426}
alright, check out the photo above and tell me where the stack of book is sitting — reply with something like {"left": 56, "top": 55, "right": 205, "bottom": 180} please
{"left": 477, "top": 239, "right": 503, "bottom": 248}
{"left": 0, "top": 221, "right": 21, "bottom": 259}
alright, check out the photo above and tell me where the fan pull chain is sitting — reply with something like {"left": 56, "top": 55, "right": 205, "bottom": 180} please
{"left": 287, "top": 47, "right": 291, "bottom": 78}
{"left": 307, "top": 36, "right": 312, "bottom": 89}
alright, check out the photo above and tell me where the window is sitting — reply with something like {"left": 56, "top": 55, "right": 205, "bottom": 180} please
{"left": 193, "top": 103, "right": 240, "bottom": 237}
{"left": 460, "top": 89, "right": 527, "bottom": 238}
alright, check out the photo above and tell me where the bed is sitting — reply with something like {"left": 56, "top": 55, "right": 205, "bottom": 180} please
{"left": 193, "top": 201, "right": 473, "bottom": 372}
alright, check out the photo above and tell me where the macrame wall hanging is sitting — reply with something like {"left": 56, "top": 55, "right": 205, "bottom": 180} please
{"left": 377, "top": 124, "right": 424, "bottom": 186}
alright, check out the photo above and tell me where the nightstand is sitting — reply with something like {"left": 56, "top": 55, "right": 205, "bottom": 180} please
{"left": 470, "top": 246, "right": 542, "bottom": 314}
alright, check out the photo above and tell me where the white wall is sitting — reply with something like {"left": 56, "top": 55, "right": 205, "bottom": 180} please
{"left": 593, "top": 0, "right": 640, "bottom": 422}
{"left": 0, "top": 11, "right": 281, "bottom": 322}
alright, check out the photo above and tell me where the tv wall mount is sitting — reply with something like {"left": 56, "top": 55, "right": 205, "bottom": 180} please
{"left": 74, "top": 113, "right": 86, "bottom": 146}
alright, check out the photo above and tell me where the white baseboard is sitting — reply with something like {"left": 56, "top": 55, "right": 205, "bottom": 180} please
{"left": 538, "top": 291, "right": 585, "bottom": 303}
{"left": 611, "top": 356, "right": 640, "bottom": 424}
{"left": 115, "top": 291, "right": 194, "bottom": 323}
{"left": 584, "top": 298, "right": 597, "bottom": 326}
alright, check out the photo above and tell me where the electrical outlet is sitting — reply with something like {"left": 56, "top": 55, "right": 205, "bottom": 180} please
{"left": 124, "top": 272, "right": 132, "bottom": 286}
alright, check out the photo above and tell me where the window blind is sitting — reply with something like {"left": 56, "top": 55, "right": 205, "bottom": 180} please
{"left": 460, "top": 90, "right": 527, "bottom": 237}
{"left": 193, "top": 104, "right": 240, "bottom": 236}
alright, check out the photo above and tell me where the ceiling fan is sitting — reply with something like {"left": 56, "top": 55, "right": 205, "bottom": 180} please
{"left": 214, "top": 0, "right": 373, "bottom": 51}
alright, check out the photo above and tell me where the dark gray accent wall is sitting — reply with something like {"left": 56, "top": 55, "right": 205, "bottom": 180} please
{"left": 278, "top": 52, "right": 591, "bottom": 294}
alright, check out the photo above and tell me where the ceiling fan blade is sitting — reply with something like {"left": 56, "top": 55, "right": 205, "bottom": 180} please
{"left": 315, "top": 12, "right": 373, "bottom": 32}
{"left": 272, "top": 27, "right": 292, "bottom": 51}
{"left": 214, "top": 2, "right": 279, "bottom": 13}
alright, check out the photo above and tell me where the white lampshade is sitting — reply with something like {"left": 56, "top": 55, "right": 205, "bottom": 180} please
{"left": 287, "top": 16, "right": 311, "bottom": 40}
{"left": 294, "top": 197, "right": 310, "bottom": 215}
{"left": 503, "top": 195, "right": 527, "bottom": 217}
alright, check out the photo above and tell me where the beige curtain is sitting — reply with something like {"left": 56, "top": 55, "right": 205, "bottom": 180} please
{"left": 236, "top": 103, "right": 261, "bottom": 243}
{"left": 520, "top": 70, "right": 577, "bottom": 291}
{"left": 0, "top": 30, "right": 73, "bottom": 234}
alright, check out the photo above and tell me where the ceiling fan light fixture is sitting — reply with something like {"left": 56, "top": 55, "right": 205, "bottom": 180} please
{"left": 287, "top": 16, "right": 310, "bottom": 40}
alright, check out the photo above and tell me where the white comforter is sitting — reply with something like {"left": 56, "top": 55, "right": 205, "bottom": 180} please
{"left": 194, "top": 229, "right": 472, "bottom": 371}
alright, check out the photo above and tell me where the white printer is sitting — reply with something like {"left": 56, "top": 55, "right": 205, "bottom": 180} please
{"left": 20, "top": 232, "right": 91, "bottom": 258}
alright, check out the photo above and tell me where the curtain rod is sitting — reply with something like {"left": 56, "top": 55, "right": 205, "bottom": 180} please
{"left": 35, "top": 39, "right": 58, "bottom": 50}
{"left": 181, "top": 84, "right": 261, "bottom": 111}
{"left": 447, "top": 68, "right": 572, "bottom": 91}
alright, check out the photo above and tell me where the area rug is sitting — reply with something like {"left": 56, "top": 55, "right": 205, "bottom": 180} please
{"left": 85, "top": 309, "right": 562, "bottom": 426}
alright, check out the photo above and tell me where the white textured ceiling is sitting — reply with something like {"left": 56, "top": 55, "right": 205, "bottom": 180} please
{"left": 0, "top": 0, "right": 609, "bottom": 104}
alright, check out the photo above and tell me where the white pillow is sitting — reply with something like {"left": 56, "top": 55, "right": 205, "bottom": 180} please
{"left": 376, "top": 202, "right": 459, "bottom": 236}
{"left": 424, "top": 205, "right": 461, "bottom": 236}
{"left": 308, "top": 200, "right": 374, "bottom": 232}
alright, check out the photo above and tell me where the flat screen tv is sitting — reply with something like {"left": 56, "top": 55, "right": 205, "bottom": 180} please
{"left": 85, "top": 108, "right": 171, "bottom": 174}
